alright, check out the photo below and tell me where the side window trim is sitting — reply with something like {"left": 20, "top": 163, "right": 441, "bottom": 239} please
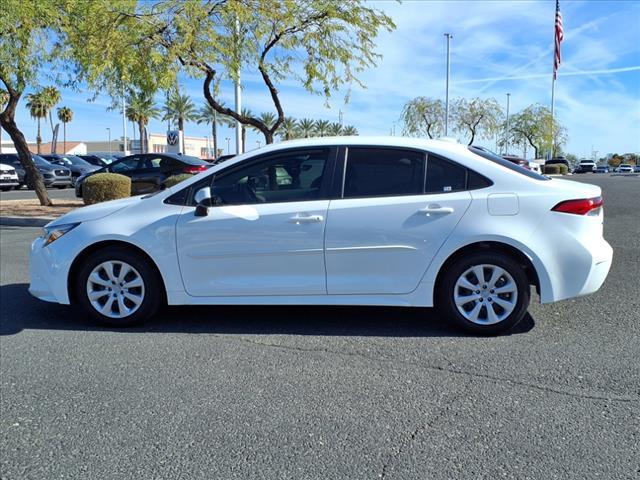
{"left": 166, "top": 147, "right": 339, "bottom": 206}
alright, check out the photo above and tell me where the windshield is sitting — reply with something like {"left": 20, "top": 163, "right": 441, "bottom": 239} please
{"left": 468, "top": 146, "right": 549, "bottom": 180}
{"left": 32, "top": 155, "right": 51, "bottom": 167}
{"left": 56, "top": 156, "right": 91, "bottom": 166}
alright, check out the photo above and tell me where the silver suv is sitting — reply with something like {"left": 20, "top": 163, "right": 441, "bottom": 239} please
{"left": 0, "top": 154, "right": 73, "bottom": 189}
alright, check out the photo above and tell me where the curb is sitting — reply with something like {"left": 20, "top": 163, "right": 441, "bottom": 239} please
{"left": 0, "top": 216, "right": 55, "bottom": 227}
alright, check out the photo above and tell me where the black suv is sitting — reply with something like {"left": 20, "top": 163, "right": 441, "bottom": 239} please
{"left": 75, "top": 153, "right": 211, "bottom": 197}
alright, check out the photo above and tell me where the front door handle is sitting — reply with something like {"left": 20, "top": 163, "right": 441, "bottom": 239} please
{"left": 418, "top": 204, "right": 454, "bottom": 215}
{"left": 289, "top": 214, "right": 324, "bottom": 224}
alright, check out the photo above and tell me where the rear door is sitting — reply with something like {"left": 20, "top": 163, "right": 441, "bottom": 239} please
{"left": 325, "top": 148, "right": 473, "bottom": 295}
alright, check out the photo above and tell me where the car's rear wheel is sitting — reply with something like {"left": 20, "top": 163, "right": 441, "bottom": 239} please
{"left": 75, "top": 247, "right": 162, "bottom": 327}
{"left": 437, "top": 252, "right": 530, "bottom": 335}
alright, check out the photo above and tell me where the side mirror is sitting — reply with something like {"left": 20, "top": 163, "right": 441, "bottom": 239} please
{"left": 194, "top": 186, "right": 212, "bottom": 217}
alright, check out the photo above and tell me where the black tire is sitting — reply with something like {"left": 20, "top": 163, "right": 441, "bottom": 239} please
{"left": 56, "top": 185, "right": 67, "bottom": 189}
{"left": 0, "top": 187, "right": 11, "bottom": 191}
{"left": 74, "top": 247, "right": 163, "bottom": 327}
{"left": 437, "top": 252, "right": 530, "bottom": 335}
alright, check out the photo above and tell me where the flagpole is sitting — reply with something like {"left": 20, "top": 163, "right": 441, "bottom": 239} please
{"left": 550, "top": 75, "right": 556, "bottom": 160}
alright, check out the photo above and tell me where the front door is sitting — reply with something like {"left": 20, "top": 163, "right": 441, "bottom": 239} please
{"left": 176, "top": 148, "right": 334, "bottom": 297}
{"left": 325, "top": 147, "right": 473, "bottom": 294}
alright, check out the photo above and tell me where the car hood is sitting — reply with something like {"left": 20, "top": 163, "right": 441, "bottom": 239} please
{"left": 47, "top": 195, "right": 143, "bottom": 228}
{"left": 0, "top": 163, "right": 15, "bottom": 171}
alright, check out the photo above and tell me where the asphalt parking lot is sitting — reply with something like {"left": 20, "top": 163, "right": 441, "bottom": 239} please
{"left": 1, "top": 175, "right": 638, "bottom": 479}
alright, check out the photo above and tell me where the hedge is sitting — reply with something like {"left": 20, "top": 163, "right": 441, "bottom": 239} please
{"left": 83, "top": 173, "right": 131, "bottom": 205}
{"left": 163, "top": 173, "right": 193, "bottom": 188}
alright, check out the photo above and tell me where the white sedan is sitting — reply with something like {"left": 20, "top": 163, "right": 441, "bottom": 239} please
{"left": 29, "top": 137, "right": 613, "bottom": 334}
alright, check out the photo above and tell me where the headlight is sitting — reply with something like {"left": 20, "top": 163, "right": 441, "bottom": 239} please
{"left": 42, "top": 223, "right": 80, "bottom": 247}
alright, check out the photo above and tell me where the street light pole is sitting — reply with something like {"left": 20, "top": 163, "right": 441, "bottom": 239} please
{"left": 226, "top": 137, "right": 230, "bottom": 154}
{"left": 106, "top": 127, "right": 111, "bottom": 157}
{"left": 505, "top": 93, "right": 511, "bottom": 155}
{"left": 444, "top": 33, "right": 453, "bottom": 137}
{"left": 122, "top": 84, "right": 127, "bottom": 155}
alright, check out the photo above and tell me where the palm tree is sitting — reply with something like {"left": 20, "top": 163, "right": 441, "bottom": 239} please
{"left": 257, "top": 112, "right": 276, "bottom": 131}
{"left": 277, "top": 117, "right": 299, "bottom": 141}
{"left": 163, "top": 90, "right": 198, "bottom": 153}
{"left": 127, "top": 91, "right": 161, "bottom": 153}
{"left": 314, "top": 120, "right": 331, "bottom": 137}
{"left": 298, "top": 118, "right": 316, "bottom": 138}
{"left": 342, "top": 125, "right": 359, "bottom": 136}
{"left": 197, "top": 103, "right": 222, "bottom": 158}
{"left": 327, "top": 122, "right": 343, "bottom": 136}
{"left": 25, "top": 92, "right": 48, "bottom": 154}
{"left": 220, "top": 107, "right": 253, "bottom": 153}
{"left": 0, "top": 89, "right": 8, "bottom": 153}
{"left": 41, "top": 86, "right": 60, "bottom": 151}
{"left": 56, "top": 106, "right": 73, "bottom": 154}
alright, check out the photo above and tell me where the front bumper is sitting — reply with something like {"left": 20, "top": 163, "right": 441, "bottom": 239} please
{"left": 29, "top": 236, "right": 71, "bottom": 304}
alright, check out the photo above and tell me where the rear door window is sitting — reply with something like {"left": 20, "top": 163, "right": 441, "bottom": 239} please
{"left": 343, "top": 147, "right": 425, "bottom": 198}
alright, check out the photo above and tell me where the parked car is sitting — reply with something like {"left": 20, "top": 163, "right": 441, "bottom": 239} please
{"left": 501, "top": 155, "right": 542, "bottom": 174}
{"left": 0, "top": 153, "right": 72, "bottom": 189}
{"left": 41, "top": 154, "right": 100, "bottom": 185}
{"left": 79, "top": 154, "right": 112, "bottom": 167}
{"left": 75, "top": 153, "right": 211, "bottom": 197}
{"left": 595, "top": 165, "right": 610, "bottom": 173}
{"left": 544, "top": 157, "right": 570, "bottom": 170}
{"left": 30, "top": 137, "right": 613, "bottom": 335}
{"left": 634, "top": 165, "right": 640, "bottom": 173}
{"left": 615, "top": 164, "right": 633, "bottom": 173}
{"left": 574, "top": 159, "right": 596, "bottom": 174}
{"left": 0, "top": 163, "right": 20, "bottom": 191}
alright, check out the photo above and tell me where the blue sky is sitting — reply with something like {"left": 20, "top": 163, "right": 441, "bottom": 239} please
{"left": 10, "top": 0, "right": 640, "bottom": 157}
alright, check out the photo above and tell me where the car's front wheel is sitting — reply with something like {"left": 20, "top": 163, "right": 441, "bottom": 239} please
{"left": 75, "top": 247, "right": 162, "bottom": 326}
{"left": 437, "top": 252, "right": 530, "bottom": 335}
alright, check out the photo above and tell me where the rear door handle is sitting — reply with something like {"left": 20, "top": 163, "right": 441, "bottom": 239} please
{"left": 289, "top": 214, "right": 324, "bottom": 224}
{"left": 418, "top": 204, "right": 454, "bottom": 215}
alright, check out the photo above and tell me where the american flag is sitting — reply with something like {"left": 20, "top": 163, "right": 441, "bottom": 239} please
{"left": 554, "top": 0, "right": 564, "bottom": 79}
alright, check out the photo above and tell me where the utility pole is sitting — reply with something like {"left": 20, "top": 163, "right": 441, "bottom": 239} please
{"left": 234, "top": 17, "right": 243, "bottom": 155}
{"left": 505, "top": 93, "right": 511, "bottom": 155}
{"left": 122, "top": 83, "right": 127, "bottom": 155}
{"left": 106, "top": 127, "right": 111, "bottom": 157}
{"left": 444, "top": 33, "right": 453, "bottom": 137}
{"left": 226, "top": 137, "right": 231, "bottom": 155}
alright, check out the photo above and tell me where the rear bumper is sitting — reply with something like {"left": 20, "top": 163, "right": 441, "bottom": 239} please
{"left": 576, "top": 240, "right": 613, "bottom": 297}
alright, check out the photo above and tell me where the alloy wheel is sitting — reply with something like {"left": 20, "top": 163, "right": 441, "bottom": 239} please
{"left": 453, "top": 264, "right": 518, "bottom": 325}
{"left": 86, "top": 261, "right": 145, "bottom": 319}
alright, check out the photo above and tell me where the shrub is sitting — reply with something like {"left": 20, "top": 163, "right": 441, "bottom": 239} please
{"left": 543, "top": 164, "right": 560, "bottom": 175}
{"left": 163, "top": 173, "right": 193, "bottom": 188}
{"left": 83, "top": 173, "right": 131, "bottom": 205}
{"left": 558, "top": 164, "right": 569, "bottom": 175}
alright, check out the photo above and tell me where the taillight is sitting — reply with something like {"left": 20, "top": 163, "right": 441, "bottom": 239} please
{"left": 552, "top": 196, "right": 603, "bottom": 215}
{"left": 183, "top": 165, "right": 208, "bottom": 174}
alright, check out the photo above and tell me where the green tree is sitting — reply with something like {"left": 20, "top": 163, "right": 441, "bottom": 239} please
{"left": 277, "top": 117, "right": 299, "bottom": 141}
{"left": 25, "top": 92, "right": 48, "bottom": 154}
{"left": 400, "top": 97, "right": 444, "bottom": 139}
{"left": 314, "top": 120, "right": 331, "bottom": 137}
{"left": 342, "top": 125, "right": 358, "bottom": 136}
{"left": 298, "top": 118, "right": 316, "bottom": 138}
{"left": 56, "top": 106, "right": 73, "bottom": 154}
{"left": 508, "top": 104, "right": 566, "bottom": 159}
{"left": 126, "top": 90, "right": 160, "bottom": 153}
{"left": 163, "top": 90, "right": 197, "bottom": 151}
{"left": 96, "top": 1, "right": 394, "bottom": 146}
{"left": 452, "top": 97, "right": 503, "bottom": 145}
{"left": 197, "top": 103, "right": 222, "bottom": 159}
{"left": 41, "top": 85, "right": 60, "bottom": 150}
